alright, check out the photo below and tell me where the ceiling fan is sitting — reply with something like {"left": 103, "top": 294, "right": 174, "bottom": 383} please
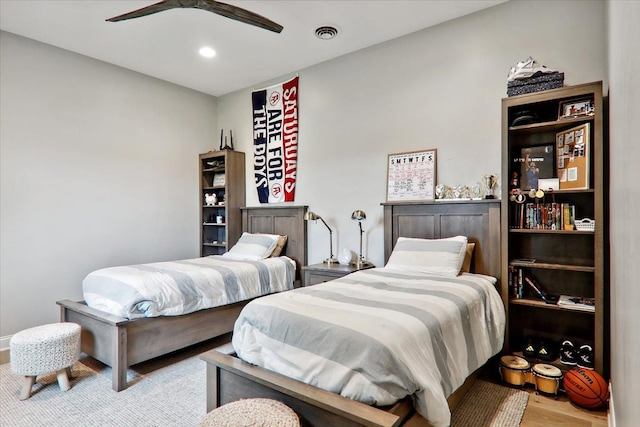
{"left": 106, "top": 0, "right": 283, "bottom": 33}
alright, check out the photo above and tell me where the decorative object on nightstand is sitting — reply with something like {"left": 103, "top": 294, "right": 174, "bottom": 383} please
{"left": 304, "top": 211, "right": 338, "bottom": 264}
{"left": 350, "top": 210, "right": 373, "bottom": 269}
{"left": 338, "top": 248, "right": 353, "bottom": 266}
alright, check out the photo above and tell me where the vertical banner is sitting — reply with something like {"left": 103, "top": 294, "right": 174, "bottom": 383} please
{"left": 252, "top": 76, "right": 299, "bottom": 203}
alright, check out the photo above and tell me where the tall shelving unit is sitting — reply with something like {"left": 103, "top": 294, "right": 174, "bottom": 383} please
{"left": 199, "top": 150, "right": 245, "bottom": 257}
{"left": 501, "top": 81, "right": 608, "bottom": 376}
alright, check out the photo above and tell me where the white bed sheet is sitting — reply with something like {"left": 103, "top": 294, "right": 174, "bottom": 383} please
{"left": 83, "top": 255, "right": 295, "bottom": 319}
{"left": 233, "top": 268, "right": 505, "bottom": 427}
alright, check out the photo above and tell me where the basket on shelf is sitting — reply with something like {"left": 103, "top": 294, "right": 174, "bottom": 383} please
{"left": 575, "top": 218, "right": 595, "bottom": 231}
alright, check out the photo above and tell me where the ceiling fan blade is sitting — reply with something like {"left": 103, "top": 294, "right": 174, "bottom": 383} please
{"left": 106, "top": 0, "right": 283, "bottom": 33}
{"left": 106, "top": 0, "right": 180, "bottom": 22}
{"left": 195, "top": 0, "right": 283, "bottom": 33}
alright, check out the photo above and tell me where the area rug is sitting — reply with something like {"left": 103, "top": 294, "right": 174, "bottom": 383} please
{"left": 2, "top": 342, "right": 527, "bottom": 427}
{"left": 451, "top": 380, "right": 529, "bottom": 426}
{"left": 0, "top": 339, "right": 219, "bottom": 427}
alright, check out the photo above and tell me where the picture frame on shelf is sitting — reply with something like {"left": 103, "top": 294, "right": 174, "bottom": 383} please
{"left": 558, "top": 98, "right": 593, "bottom": 120}
{"left": 213, "top": 173, "right": 226, "bottom": 187}
{"left": 386, "top": 149, "right": 437, "bottom": 202}
{"left": 512, "top": 144, "right": 555, "bottom": 191}
{"left": 556, "top": 123, "right": 590, "bottom": 190}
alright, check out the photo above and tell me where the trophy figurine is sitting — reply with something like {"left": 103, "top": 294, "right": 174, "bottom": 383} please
{"left": 483, "top": 174, "right": 498, "bottom": 199}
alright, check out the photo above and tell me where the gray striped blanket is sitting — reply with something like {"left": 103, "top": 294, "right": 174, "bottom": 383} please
{"left": 83, "top": 256, "right": 295, "bottom": 319}
{"left": 232, "top": 268, "right": 505, "bottom": 427}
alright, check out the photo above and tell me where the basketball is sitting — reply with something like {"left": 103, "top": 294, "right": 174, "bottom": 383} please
{"left": 563, "top": 368, "right": 609, "bottom": 409}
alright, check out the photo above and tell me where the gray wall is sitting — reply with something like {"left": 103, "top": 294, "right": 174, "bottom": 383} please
{"left": 607, "top": 1, "right": 640, "bottom": 425}
{"left": 0, "top": 32, "right": 218, "bottom": 339}
{"left": 219, "top": 0, "right": 606, "bottom": 268}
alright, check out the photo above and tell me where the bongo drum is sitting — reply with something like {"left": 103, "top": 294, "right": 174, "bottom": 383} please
{"left": 499, "top": 355, "right": 531, "bottom": 387}
{"left": 532, "top": 363, "right": 563, "bottom": 398}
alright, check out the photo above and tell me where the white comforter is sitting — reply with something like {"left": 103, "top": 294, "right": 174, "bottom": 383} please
{"left": 232, "top": 268, "right": 505, "bottom": 427}
{"left": 83, "top": 255, "right": 295, "bottom": 319}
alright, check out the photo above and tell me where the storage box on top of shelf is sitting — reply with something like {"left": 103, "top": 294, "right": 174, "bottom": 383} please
{"left": 507, "top": 72, "right": 564, "bottom": 97}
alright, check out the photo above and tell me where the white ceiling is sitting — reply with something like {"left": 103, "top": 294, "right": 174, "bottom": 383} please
{"left": 0, "top": 0, "right": 507, "bottom": 97}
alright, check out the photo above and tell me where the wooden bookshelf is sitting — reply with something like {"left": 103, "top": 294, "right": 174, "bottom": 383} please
{"left": 199, "top": 151, "right": 245, "bottom": 256}
{"left": 501, "top": 82, "right": 608, "bottom": 377}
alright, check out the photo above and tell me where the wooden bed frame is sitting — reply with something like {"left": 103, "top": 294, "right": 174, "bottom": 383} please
{"left": 57, "top": 205, "right": 308, "bottom": 392}
{"left": 201, "top": 200, "right": 502, "bottom": 427}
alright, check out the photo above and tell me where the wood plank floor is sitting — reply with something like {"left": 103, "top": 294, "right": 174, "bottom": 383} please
{"left": 519, "top": 387, "right": 608, "bottom": 427}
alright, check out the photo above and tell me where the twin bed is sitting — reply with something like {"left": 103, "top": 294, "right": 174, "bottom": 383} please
{"left": 203, "top": 200, "right": 504, "bottom": 427}
{"left": 57, "top": 205, "right": 308, "bottom": 392}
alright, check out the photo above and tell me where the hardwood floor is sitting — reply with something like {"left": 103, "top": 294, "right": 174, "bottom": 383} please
{"left": 520, "top": 388, "right": 608, "bottom": 427}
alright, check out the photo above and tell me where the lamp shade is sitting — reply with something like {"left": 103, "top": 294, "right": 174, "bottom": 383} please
{"left": 304, "top": 211, "right": 320, "bottom": 221}
{"left": 351, "top": 210, "right": 366, "bottom": 221}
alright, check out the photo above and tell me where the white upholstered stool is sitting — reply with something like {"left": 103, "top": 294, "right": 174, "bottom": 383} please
{"left": 200, "top": 398, "right": 300, "bottom": 427}
{"left": 10, "top": 322, "right": 81, "bottom": 400}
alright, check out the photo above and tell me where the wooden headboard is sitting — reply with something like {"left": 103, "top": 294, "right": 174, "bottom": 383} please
{"left": 242, "top": 205, "right": 308, "bottom": 283}
{"left": 382, "top": 200, "right": 501, "bottom": 279}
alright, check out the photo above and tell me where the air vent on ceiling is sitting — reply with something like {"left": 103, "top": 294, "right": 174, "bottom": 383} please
{"left": 315, "top": 26, "right": 339, "bottom": 40}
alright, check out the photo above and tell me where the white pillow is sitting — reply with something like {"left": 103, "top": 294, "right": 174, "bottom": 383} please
{"left": 221, "top": 252, "right": 263, "bottom": 261}
{"left": 385, "top": 236, "right": 468, "bottom": 277}
{"left": 223, "top": 232, "right": 280, "bottom": 260}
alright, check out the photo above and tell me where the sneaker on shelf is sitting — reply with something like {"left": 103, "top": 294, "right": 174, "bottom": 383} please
{"left": 578, "top": 344, "right": 595, "bottom": 370}
{"left": 537, "top": 338, "right": 556, "bottom": 362}
{"left": 523, "top": 336, "right": 538, "bottom": 359}
{"left": 507, "top": 56, "right": 558, "bottom": 82}
{"left": 559, "top": 340, "right": 578, "bottom": 365}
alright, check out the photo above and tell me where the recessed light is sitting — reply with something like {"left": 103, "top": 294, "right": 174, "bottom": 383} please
{"left": 199, "top": 46, "right": 216, "bottom": 58}
{"left": 315, "top": 26, "right": 339, "bottom": 40}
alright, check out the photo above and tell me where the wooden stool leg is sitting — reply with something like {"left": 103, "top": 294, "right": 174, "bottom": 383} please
{"left": 19, "top": 376, "right": 36, "bottom": 400}
{"left": 57, "top": 369, "right": 71, "bottom": 392}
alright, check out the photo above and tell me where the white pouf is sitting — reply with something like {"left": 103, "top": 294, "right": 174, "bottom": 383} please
{"left": 200, "top": 398, "right": 300, "bottom": 427}
{"left": 10, "top": 322, "right": 81, "bottom": 400}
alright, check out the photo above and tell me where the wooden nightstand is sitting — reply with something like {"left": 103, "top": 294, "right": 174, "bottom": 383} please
{"left": 301, "top": 263, "right": 375, "bottom": 287}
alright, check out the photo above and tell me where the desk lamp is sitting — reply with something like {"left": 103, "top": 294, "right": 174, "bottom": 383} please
{"left": 304, "top": 211, "right": 338, "bottom": 264}
{"left": 350, "top": 210, "right": 374, "bottom": 269}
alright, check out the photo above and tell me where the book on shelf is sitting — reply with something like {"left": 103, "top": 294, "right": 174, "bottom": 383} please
{"left": 510, "top": 268, "right": 559, "bottom": 304}
{"left": 510, "top": 201, "right": 576, "bottom": 230}
{"left": 510, "top": 267, "right": 523, "bottom": 300}
{"left": 509, "top": 266, "right": 523, "bottom": 299}
{"left": 557, "top": 295, "right": 595, "bottom": 312}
